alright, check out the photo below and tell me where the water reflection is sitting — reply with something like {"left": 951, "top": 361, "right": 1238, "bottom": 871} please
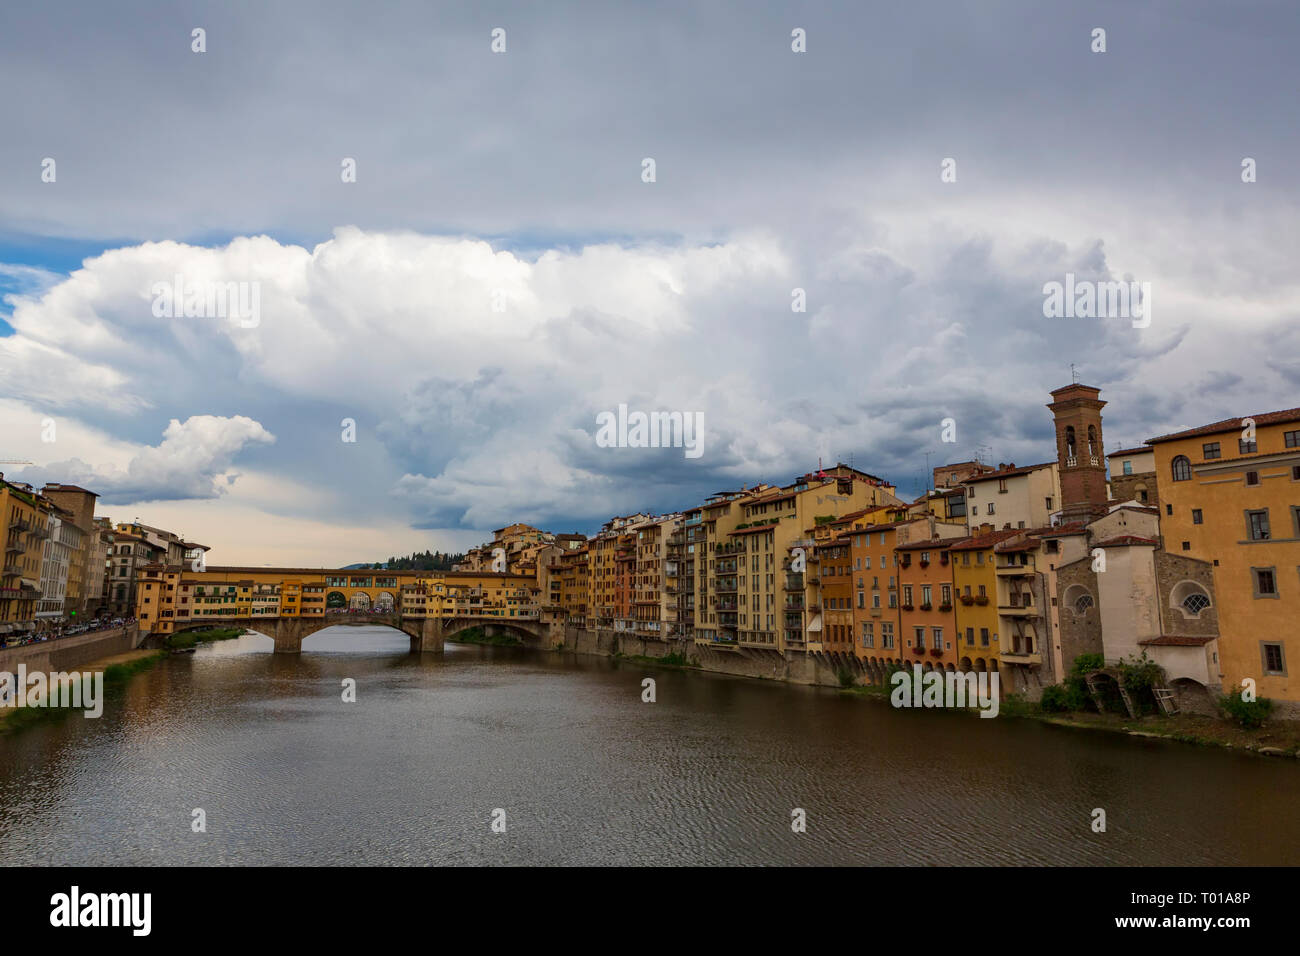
{"left": 0, "top": 626, "right": 1296, "bottom": 865}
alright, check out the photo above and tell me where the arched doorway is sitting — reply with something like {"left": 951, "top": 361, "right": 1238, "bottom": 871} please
{"left": 349, "top": 592, "right": 372, "bottom": 612}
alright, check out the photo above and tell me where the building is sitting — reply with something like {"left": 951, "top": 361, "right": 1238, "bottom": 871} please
{"left": 39, "top": 483, "right": 100, "bottom": 618}
{"left": 962, "top": 461, "right": 1061, "bottom": 533}
{"left": 35, "top": 505, "right": 83, "bottom": 628}
{"left": 0, "top": 475, "right": 54, "bottom": 636}
{"left": 949, "top": 529, "right": 1019, "bottom": 677}
{"left": 1106, "top": 447, "right": 1158, "bottom": 508}
{"left": 895, "top": 533, "right": 965, "bottom": 671}
{"left": 1147, "top": 407, "right": 1300, "bottom": 707}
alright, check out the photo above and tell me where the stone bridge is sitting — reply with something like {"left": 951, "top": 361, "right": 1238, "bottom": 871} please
{"left": 172, "top": 613, "right": 548, "bottom": 654}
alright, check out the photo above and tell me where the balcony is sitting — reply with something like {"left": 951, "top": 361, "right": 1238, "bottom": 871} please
{"left": 996, "top": 563, "right": 1033, "bottom": 576}
{"left": 715, "top": 542, "right": 746, "bottom": 555}
{"left": 716, "top": 599, "right": 738, "bottom": 611}
{"left": 715, "top": 577, "right": 739, "bottom": 593}
{"left": 998, "top": 599, "right": 1037, "bottom": 617}
{"left": 8, "top": 518, "right": 31, "bottom": 533}
{"left": 2, "top": 563, "right": 22, "bottom": 577}
{"left": 1001, "top": 645, "right": 1041, "bottom": 664}
{"left": 28, "top": 524, "right": 50, "bottom": 540}
{"left": 784, "top": 573, "right": 804, "bottom": 591}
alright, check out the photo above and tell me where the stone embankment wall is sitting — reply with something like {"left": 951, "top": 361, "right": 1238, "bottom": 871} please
{"left": 0, "top": 626, "right": 142, "bottom": 674}
{"left": 543, "top": 626, "right": 852, "bottom": 687}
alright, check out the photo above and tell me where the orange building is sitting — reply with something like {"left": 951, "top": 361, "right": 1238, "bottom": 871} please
{"left": 895, "top": 538, "right": 960, "bottom": 670}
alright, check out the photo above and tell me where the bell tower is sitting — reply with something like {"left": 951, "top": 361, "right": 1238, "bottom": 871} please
{"left": 1047, "top": 383, "right": 1108, "bottom": 523}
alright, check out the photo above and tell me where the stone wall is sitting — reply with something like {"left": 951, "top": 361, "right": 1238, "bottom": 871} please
{"left": 1055, "top": 557, "right": 1102, "bottom": 672}
{"left": 546, "top": 626, "right": 847, "bottom": 687}
{"left": 0, "top": 626, "right": 141, "bottom": 674}
{"left": 1110, "top": 472, "right": 1159, "bottom": 510}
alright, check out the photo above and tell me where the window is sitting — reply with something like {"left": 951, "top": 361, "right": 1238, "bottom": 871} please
{"left": 980, "top": 627, "right": 990, "bottom": 647}
{"left": 1245, "top": 471, "right": 1260, "bottom": 486}
{"left": 1182, "top": 592, "right": 1210, "bottom": 615}
{"left": 881, "top": 622, "right": 895, "bottom": 648}
{"left": 1247, "top": 510, "right": 1270, "bottom": 541}
{"left": 1192, "top": 509, "right": 1203, "bottom": 524}
{"left": 1045, "top": 539, "right": 1059, "bottom": 554}
{"left": 1252, "top": 568, "right": 1277, "bottom": 597}
{"left": 1045, "top": 497, "right": 1053, "bottom": 510}
{"left": 1122, "top": 460, "right": 1132, "bottom": 476}
{"left": 1240, "top": 438, "right": 1257, "bottom": 454}
{"left": 913, "top": 627, "right": 924, "bottom": 646}
{"left": 1202, "top": 442, "right": 1221, "bottom": 460}
{"left": 861, "top": 622, "right": 874, "bottom": 647}
{"left": 1285, "top": 430, "right": 1299, "bottom": 448}
{"left": 1171, "top": 456, "right": 1192, "bottom": 481}
{"left": 987, "top": 503, "right": 995, "bottom": 515}
{"left": 932, "top": 628, "right": 943, "bottom": 649}
{"left": 1262, "top": 642, "right": 1286, "bottom": 676}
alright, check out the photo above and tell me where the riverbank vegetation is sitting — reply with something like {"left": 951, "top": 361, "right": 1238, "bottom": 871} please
{"left": 0, "top": 649, "right": 167, "bottom": 734}
{"left": 841, "top": 651, "right": 1292, "bottom": 756}
{"left": 165, "top": 627, "right": 246, "bottom": 650}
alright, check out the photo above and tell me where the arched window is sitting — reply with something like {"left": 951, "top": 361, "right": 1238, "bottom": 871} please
{"left": 1087, "top": 425, "right": 1097, "bottom": 457}
{"left": 1171, "top": 455, "right": 1192, "bottom": 481}
{"left": 1171, "top": 581, "right": 1212, "bottom": 619}
{"left": 1064, "top": 584, "right": 1094, "bottom": 617}
{"left": 1065, "top": 426, "right": 1077, "bottom": 458}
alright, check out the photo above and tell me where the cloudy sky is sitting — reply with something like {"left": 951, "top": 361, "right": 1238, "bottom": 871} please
{"left": 1, "top": 0, "right": 1296, "bottom": 566}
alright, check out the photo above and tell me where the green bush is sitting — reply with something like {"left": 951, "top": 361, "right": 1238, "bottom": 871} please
{"left": 1038, "top": 684, "right": 1075, "bottom": 713}
{"left": 1219, "top": 691, "right": 1273, "bottom": 729}
{"left": 836, "top": 666, "right": 856, "bottom": 688}
{"left": 1117, "top": 654, "right": 1165, "bottom": 715}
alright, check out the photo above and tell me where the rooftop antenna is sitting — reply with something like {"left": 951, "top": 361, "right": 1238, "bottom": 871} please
{"left": 1070, "top": 363, "right": 1079, "bottom": 384}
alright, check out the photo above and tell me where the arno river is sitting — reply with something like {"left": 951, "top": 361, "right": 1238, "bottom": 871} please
{"left": 1, "top": 626, "right": 1296, "bottom": 865}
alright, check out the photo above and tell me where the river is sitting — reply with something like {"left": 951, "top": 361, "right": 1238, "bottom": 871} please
{"left": 1, "top": 625, "right": 1296, "bottom": 865}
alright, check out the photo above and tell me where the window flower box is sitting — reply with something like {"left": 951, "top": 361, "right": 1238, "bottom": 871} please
{"left": 938, "top": 603, "right": 953, "bottom": 613}
{"left": 975, "top": 595, "right": 989, "bottom": 606}
{"left": 902, "top": 603, "right": 915, "bottom": 611}
{"left": 919, "top": 560, "right": 930, "bottom": 569}
{"left": 919, "top": 603, "right": 933, "bottom": 611}
{"left": 959, "top": 595, "right": 975, "bottom": 606}
{"left": 928, "top": 648, "right": 944, "bottom": 657}
{"left": 911, "top": 645, "right": 926, "bottom": 656}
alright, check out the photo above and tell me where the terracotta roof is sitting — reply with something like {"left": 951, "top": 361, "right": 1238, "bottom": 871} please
{"left": 1146, "top": 408, "right": 1300, "bottom": 445}
{"left": 947, "top": 530, "right": 1022, "bottom": 551}
{"left": 895, "top": 537, "right": 958, "bottom": 552}
{"left": 993, "top": 539, "right": 1039, "bottom": 553}
{"left": 964, "top": 461, "right": 1056, "bottom": 483}
{"left": 729, "top": 523, "right": 780, "bottom": 536}
{"left": 1106, "top": 447, "right": 1152, "bottom": 458}
{"left": 1138, "top": 635, "right": 1216, "bottom": 647}
{"left": 1027, "top": 522, "right": 1089, "bottom": 538}
{"left": 1093, "top": 535, "right": 1159, "bottom": 548}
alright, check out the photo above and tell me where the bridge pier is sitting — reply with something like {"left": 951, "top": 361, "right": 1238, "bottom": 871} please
{"left": 271, "top": 618, "right": 305, "bottom": 654}
{"left": 411, "top": 617, "right": 444, "bottom": 654}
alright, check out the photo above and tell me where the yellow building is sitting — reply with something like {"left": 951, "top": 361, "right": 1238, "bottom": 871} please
{"left": 0, "top": 476, "right": 54, "bottom": 634}
{"left": 949, "top": 530, "right": 1017, "bottom": 673}
{"left": 1149, "top": 408, "right": 1300, "bottom": 705}
{"left": 137, "top": 565, "right": 542, "bottom": 635}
